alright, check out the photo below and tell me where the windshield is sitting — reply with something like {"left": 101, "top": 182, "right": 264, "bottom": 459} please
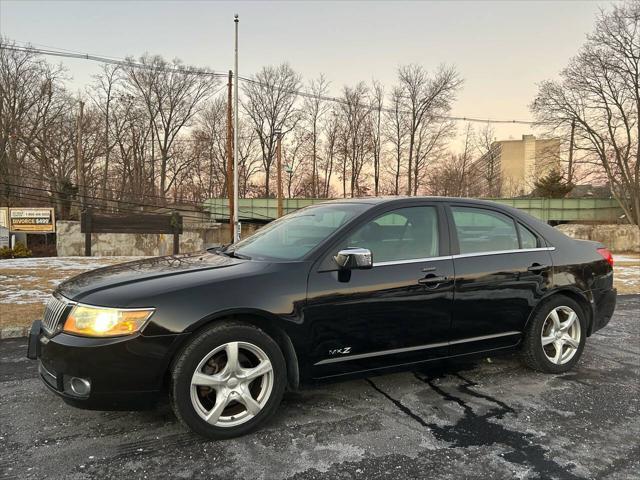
{"left": 225, "top": 203, "right": 369, "bottom": 261}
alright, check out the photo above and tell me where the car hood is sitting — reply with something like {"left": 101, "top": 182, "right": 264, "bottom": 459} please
{"left": 58, "top": 252, "right": 245, "bottom": 301}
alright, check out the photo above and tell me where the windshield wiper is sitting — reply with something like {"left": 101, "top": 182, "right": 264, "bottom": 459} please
{"left": 207, "top": 243, "right": 230, "bottom": 254}
{"left": 217, "top": 247, "right": 251, "bottom": 260}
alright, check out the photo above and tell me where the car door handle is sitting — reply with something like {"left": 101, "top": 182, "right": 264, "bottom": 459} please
{"left": 418, "top": 275, "right": 448, "bottom": 286}
{"left": 527, "top": 263, "right": 550, "bottom": 273}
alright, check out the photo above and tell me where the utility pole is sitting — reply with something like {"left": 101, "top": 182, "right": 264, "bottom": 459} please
{"left": 76, "top": 100, "right": 85, "bottom": 209}
{"left": 226, "top": 70, "right": 234, "bottom": 242}
{"left": 567, "top": 118, "right": 576, "bottom": 185}
{"left": 276, "top": 130, "right": 283, "bottom": 218}
{"left": 233, "top": 14, "right": 240, "bottom": 242}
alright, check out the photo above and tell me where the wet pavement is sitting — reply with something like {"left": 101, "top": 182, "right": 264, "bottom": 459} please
{"left": 1, "top": 296, "right": 638, "bottom": 479}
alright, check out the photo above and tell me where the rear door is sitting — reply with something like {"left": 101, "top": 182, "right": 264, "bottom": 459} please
{"left": 447, "top": 204, "right": 553, "bottom": 355}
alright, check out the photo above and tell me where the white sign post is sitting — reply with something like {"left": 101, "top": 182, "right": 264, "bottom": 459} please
{"left": 0, "top": 208, "right": 8, "bottom": 229}
{"left": 0, "top": 226, "right": 9, "bottom": 249}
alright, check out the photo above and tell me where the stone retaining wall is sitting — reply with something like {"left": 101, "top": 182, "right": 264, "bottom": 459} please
{"left": 555, "top": 224, "right": 640, "bottom": 253}
{"left": 55, "top": 221, "right": 263, "bottom": 256}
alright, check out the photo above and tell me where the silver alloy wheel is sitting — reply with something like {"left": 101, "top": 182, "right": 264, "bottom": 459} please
{"left": 541, "top": 306, "right": 581, "bottom": 365}
{"left": 190, "top": 341, "right": 274, "bottom": 428}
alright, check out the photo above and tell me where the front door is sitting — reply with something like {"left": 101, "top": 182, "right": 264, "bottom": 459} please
{"left": 447, "top": 205, "right": 554, "bottom": 355}
{"left": 306, "top": 204, "right": 454, "bottom": 378}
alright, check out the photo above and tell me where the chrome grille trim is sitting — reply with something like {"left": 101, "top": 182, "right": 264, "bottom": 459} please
{"left": 42, "top": 294, "right": 75, "bottom": 334}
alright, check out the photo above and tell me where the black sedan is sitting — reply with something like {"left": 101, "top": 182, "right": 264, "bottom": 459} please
{"left": 27, "top": 197, "right": 617, "bottom": 439}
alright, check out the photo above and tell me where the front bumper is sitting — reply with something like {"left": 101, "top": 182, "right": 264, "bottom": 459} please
{"left": 27, "top": 320, "right": 187, "bottom": 410}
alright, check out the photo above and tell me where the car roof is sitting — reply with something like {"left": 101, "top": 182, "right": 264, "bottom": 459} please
{"left": 321, "top": 196, "right": 510, "bottom": 207}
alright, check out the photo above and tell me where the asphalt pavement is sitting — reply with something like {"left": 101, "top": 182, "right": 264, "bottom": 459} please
{"left": 1, "top": 296, "right": 638, "bottom": 480}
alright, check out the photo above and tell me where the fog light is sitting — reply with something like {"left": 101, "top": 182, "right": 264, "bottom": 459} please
{"left": 67, "top": 377, "right": 91, "bottom": 397}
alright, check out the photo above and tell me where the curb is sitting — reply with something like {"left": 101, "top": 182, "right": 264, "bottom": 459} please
{"left": 0, "top": 326, "right": 30, "bottom": 339}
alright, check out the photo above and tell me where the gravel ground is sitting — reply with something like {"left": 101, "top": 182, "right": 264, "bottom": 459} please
{"left": 0, "top": 296, "right": 638, "bottom": 480}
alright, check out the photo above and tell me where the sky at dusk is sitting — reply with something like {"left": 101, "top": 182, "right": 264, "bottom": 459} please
{"left": 1, "top": 0, "right": 610, "bottom": 146}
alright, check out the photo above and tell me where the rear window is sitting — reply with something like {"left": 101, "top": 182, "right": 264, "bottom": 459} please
{"left": 518, "top": 223, "right": 539, "bottom": 249}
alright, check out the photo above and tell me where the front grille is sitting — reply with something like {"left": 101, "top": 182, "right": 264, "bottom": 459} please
{"left": 42, "top": 294, "right": 73, "bottom": 334}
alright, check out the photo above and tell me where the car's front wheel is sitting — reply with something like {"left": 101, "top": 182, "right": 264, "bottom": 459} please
{"left": 522, "top": 295, "right": 587, "bottom": 373}
{"left": 171, "top": 322, "right": 286, "bottom": 439}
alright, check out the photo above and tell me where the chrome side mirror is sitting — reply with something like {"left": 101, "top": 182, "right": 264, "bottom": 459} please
{"left": 334, "top": 248, "right": 373, "bottom": 270}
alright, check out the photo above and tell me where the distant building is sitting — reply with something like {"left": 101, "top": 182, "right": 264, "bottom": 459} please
{"left": 471, "top": 135, "right": 561, "bottom": 197}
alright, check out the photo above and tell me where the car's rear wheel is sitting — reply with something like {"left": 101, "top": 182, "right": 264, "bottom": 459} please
{"left": 171, "top": 322, "right": 286, "bottom": 439}
{"left": 522, "top": 295, "right": 587, "bottom": 373}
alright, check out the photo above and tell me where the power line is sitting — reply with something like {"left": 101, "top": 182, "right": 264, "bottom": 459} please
{"left": 3, "top": 172, "right": 263, "bottom": 216}
{"left": 239, "top": 75, "right": 536, "bottom": 125}
{"left": 3, "top": 181, "right": 283, "bottom": 222}
{"left": 0, "top": 181, "right": 224, "bottom": 221}
{"left": 2, "top": 173, "right": 216, "bottom": 211}
{"left": 1, "top": 42, "right": 537, "bottom": 126}
{"left": 7, "top": 190, "right": 227, "bottom": 223}
{"left": 2, "top": 179, "right": 275, "bottom": 221}
{"left": 1, "top": 44, "right": 228, "bottom": 78}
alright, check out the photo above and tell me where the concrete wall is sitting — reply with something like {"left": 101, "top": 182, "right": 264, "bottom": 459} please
{"left": 56, "top": 221, "right": 263, "bottom": 256}
{"left": 556, "top": 224, "right": 640, "bottom": 253}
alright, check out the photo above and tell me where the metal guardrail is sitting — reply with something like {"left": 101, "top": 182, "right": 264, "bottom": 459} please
{"left": 203, "top": 197, "right": 625, "bottom": 224}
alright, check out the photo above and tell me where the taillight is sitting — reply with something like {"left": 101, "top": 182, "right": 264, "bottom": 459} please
{"left": 596, "top": 247, "right": 614, "bottom": 266}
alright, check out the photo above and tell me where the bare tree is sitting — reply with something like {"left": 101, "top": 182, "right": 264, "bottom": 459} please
{"left": 108, "top": 92, "right": 154, "bottom": 204}
{"left": 242, "top": 64, "right": 301, "bottom": 198}
{"left": 397, "top": 64, "right": 463, "bottom": 195}
{"left": 370, "top": 80, "right": 384, "bottom": 196}
{"left": 340, "top": 82, "right": 371, "bottom": 197}
{"left": 473, "top": 124, "right": 502, "bottom": 197}
{"left": 124, "top": 54, "right": 217, "bottom": 199}
{"left": 282, "top": 126, "right": 310, "bottom": 197}
{"left": 88, "top": 64, "right": 121, "bottom": 201}
{"left": 425, "top": 123, "right": 475, "bottom": 197}
{"left": 192, "top": 96, "right": 230, "bottom": 199}
{"left": 532, "top": 2, "right": 639, "bottom": 224}
{"left": 236, "top": 120, "right": 261, "bottom": 197}
{"left": 0, "top": 40, "right": 67, "bottom": 204}
{"left": 303, "top": 75, "right": 330, "bottom": 198}
{"left": 384, "top": 86, "right": 408, "bottom": 195}
{"left": 412, "top": 119, "right": 455, "bottom": 195}
{"left": 320, "top": 109, "right": 340, "bottom": 198}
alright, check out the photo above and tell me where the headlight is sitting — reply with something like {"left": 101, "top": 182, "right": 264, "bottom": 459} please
{"left": 63, "top": 304, "right": 155, "bottom": 337}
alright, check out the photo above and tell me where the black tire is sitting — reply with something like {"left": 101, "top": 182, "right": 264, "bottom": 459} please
{"left": 522, "top": 295, "right": 587, "bottom": 373}
{"left": 171, "top": 321, "right": 286, "bottom": 440}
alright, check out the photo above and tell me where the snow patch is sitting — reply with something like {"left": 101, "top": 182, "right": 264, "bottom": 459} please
{"left": 0, "top": 256, "right": 146, "bottom": 270}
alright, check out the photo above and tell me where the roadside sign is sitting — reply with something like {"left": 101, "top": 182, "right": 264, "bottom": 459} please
{"left": 0, "top": 226, "right": 9, "bottom": 248}
{"left": 8, "top": 208, "right": 56, "bottom": 233}
{"left": 0, "top": 208, "right": 7, "bottom": 228}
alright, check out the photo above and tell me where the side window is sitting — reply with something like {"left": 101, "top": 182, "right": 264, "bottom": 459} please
{"left": 518, "top": 223, "right": 539, "bottom": 249}
{"left": 452, "top": 207, "right": 519, "bottom": 254}
{"left": 345, "top": 206, "right": 439, "bottom": 263}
